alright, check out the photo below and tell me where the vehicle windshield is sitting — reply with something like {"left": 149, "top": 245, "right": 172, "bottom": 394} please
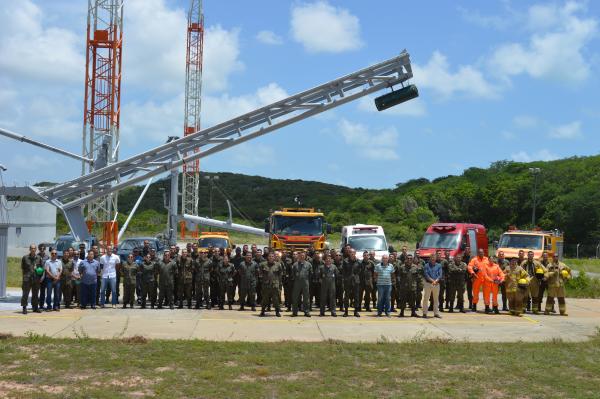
{"left": 348, "top": 235, "right": 388, "bottom": 252}
{"left": 420, "top": 233, "right": 460, "bottom": 249}
{"left": 499, "top": 234, "right": 543, "bottom": 250}
{"left": 199, "top": 237, "right": 229, "bottom": 248}
{"left": 272, "top": 216, "right": 323, "bottom": 236}
{"left": 55, "top": 238, "right": 77, "bottom": 252}
{"left": 120, "top": 240, "right": 142, "bottom": 251}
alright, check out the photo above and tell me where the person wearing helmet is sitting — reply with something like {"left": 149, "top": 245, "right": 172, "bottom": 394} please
{"left": 521, "top": 251, "right": 546, "bottom": 314}
{"left": 544, "top": 253, "right": 571, "bottom": 316}
{"left": 504, "top": 258, "right": 529, "bottom": 316}
{"left": 482, "top": 257, "right": 505, "bottom": 314}
{"left": 467, "top": 248, "right": 489, "bottom": 312}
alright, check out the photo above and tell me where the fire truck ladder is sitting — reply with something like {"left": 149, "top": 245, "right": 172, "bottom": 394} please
{"left": 19, "top": 51, "right": 415, "bottom": 240}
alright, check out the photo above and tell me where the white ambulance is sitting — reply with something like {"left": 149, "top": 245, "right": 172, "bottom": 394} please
{"left": 340, "top": 224, "right": 389, "bottom": 262}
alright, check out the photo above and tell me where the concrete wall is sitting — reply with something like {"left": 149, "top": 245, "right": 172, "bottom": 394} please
{"left": 3, "top": 202, "right": 56, "bottom": 256}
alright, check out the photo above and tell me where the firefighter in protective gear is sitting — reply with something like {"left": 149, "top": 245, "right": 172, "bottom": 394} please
{"left": 521, "top": 251, "right": 546, "bottom": 314}
{"left": 467, "top": 248, "right": 489, "bottom": 312}
{"left": 504, "top": 258, "right": 529, "bottom": 316}
{"left": 483, "top": 258, "right": 505, "bottom": 314}
{"left": 544, "top": 254, "right": 571, "bottom": 316}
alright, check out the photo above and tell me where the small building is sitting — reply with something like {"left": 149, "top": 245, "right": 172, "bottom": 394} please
{"left": 2, "top": 201, "right": 56, "bottom": 257}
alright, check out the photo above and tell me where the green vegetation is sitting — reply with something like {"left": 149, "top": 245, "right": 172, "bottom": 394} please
{"left": 0, "top": 333, "right": 599, "bottom": 398}
{"left": 104, "top": 156, "right": 600, "bottom": 251}
{"left": 566, "top": 271, "right": 600, "bottom": 299}
{"left": 564, "top": 258, "right": 600, "bottom": 274}
{"left": 7, "top": 257, "right": 20, "bottom": 288}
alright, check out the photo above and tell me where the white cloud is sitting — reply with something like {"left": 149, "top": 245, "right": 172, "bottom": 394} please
{"left": 125, "top": 0, "right": 244, "bottom": 94}
{"left": 291, "top": 1, "right": 363, "bottom": 53}
{"left": 413, "top": 51, "right": 499, "bottom": 99}
{"left": 337, "top": 119, "right": 399, "bottom": 160}
{"left": 489, "top": 2, "right": 597, "bottom": 82}
{"left": 511, "top": 149, "right": 558, "bottom": 162}
{"left": 256, "top": 30, "right": 283, "bottom": 45}
{"left": 513, "top": 115, "right": 539, "bottom": 129}
{"left": 549, "top": 121, "right": 582, "bottom": 139}
{"left": 357, "top": 95, "right": 426, "bottom": 117}
{"left": 0, "top": 0, "right": 84, "bottom": 84}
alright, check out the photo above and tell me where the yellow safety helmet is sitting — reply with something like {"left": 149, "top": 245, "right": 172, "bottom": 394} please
{"left": 560, "top": 269, "right": 569, "bottom": 278}
{"left": 518, "top": 278, "right": 528, "bottom": 287}
{"left": 535, "top": 266, "right": 544, "bottom": 274}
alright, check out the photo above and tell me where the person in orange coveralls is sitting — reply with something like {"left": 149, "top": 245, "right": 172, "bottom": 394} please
{"left": 483, "top": 257, "right": 505, "bottom": 314}
{"left": 467, "top": 248, "right": 489, "bottom": 312}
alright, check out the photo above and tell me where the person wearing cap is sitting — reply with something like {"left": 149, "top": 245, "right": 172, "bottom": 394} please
{"left": 521, "top": 251, "right": 546, "bottom": 314}
{"left": 37, "top": 244, "right": 48, "bottom": 310}
{"left": 503, "top": 258, "right": 529, "bottom": 316}
{"left": 20, "top": 244, "right": 43, "bottom": 314}
{"left": 447, "top": 254, "right": 468, "bottom": 313}
{"left": 60, "top": 251, "right": 74, "bottom": 309}
{"left": 544, "top": 253, "right": 571, "bottom": 316}
{"left": 413, "top": 250, "right": 425, "bottom": 309}
{"left": 319, "top": 254, "right": 338, "bottom": 317}
{"left": 239, "top": 252, "right": 258, "bottom": 311}
{"left": 121, "top": 254, "right": 139, "bottom": 308}
{"left": 359, "top": 251, "right": 374, "bottom": 312}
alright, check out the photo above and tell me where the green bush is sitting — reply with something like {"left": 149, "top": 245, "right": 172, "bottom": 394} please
{"left": 565, "top": 271, "right": 600, "bottom": 298}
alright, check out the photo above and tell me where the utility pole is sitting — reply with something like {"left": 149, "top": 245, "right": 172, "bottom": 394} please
{"left": 204, "top": 175, "right": 219, "bottom": 219}
{"left": 529, "top": 167, "right": 541, "bottom": 226}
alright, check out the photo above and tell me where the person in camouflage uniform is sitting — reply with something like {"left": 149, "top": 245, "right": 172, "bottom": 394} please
{"left": 259, "top": 252, "right": 283, "bottom": 317}
{"left": 496, "top": 251, "right": 510, "bottom": 311}
{"left": 369, "top": 251, "right": 378, "bottom": 308}
{"left": 396, "top": 253, "right": 417, "bottom": 317}
{"left": 359, "top": 251, "right": 374, "bottom": 312}
{"left": 231, "top": 247, "right": 243, "bottom": 304}
{"left": 462, "top": 246, "right": 473, "bottom": 309}
{"left": 413, "top": 250, "right": 425, "bottom": 309}
{"left": 342, "top": 249, "right": 361, "bottom": 317}
{"left": 389, "top": 253, "right": 398, "bottom": 312}
{"left": 218, "top": 255, "right": 236, "bottom": 310}
{"left": 504, "top": 258, "right": 529, "bottom": 316}
{"left": 140, "top": 253, "right": 158, "bottom": 309}
{"left": 292, "top": 251, "right": 312, "bottom": 317}
{"left": 447, "top": 254, "right": 468, "bottom": 313}
{"left": 157, "top": 252, "right": 178, "bottom": 310}
{"left": 121, "top": 254, "right": 138, "bottom": 308}
{"left": 21, "top": 244, "right": 43, "bottom": 314}
{"left": 209, "top": 248, "right": 222, "bottom": 309}
{"left": 334, "top": 252, "right": 344, "bottom": 311}
{"left": 544, "top": 253, "right": 571, "bottom": 316}
{"left": 319, "top": 254, "right": 338, "bottom": 317}
{"left": 60, "top": 252, "right": 74, "bottom": 309}
{"left": 194, "top": 251, "right": 212, "bottom": 309}
{"left": 521, "top": 250, "right": 546, "bottom": 314}
{"left": 282, "top": 251, "right": 295, "bottom": 312}
{"left": 309, "top": 252, "right": 323, "bottom": 311}
{"left": 177, "top": 249, "right": 194, "bottom": 308}
{"left": 440, "top": 250, "right": 451, "bottom": 311}
{"left": 238, "top": 253, "right": 258, "bottom": 311}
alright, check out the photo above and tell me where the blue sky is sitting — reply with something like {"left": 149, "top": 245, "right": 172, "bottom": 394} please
{"left": 0, "top": 0, "right": 599, "bottom": 189}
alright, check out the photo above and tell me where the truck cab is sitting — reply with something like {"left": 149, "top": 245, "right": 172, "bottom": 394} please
{"left": 198, "top": 232, "right": 233, "bottom": 250}
{"left": 418, "top": 223, "right": 488, "bottom": 259}
{"left": 341, "top": 224, "right": 388, "bottom": 262}
{"left": 497, "top": 228, "right": 564, "bottom": 260}
{"left": 266, "top": 208, "right": 331, "bottom": 251}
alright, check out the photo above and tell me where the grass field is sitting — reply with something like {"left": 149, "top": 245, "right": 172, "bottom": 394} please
{"left": 564, "top": 258, "right": 600, "bottom": 274}
{"left": 0, "top": 332, "right": 599, "bottom": 398}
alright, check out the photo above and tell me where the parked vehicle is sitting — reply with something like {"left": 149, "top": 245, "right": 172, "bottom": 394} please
{"left": 117, "top": 237, "right": 165, "bottom": 262}
{"left": 54, "top": 234, "right": 97, "bottom": 258}
{"left": 341, "top": 224, "right": 388, "bottom": 262}
{"left": 198, "top": 232, "right": 233, "bottom": 250}
{"left": 497, "top": 227, "right": 564, "bottom": 260}
{"left": 417, "top": 223, "right": 488, "bottom": 259}
{"left": 265, "top": 208, "right": 332, "bottom": 251}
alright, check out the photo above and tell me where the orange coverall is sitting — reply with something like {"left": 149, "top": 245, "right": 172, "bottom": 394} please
{"left": 467, "top": 256, "right": 489, "bottom": 305}
{"left": 483, "top": 262, "right": 505, "bottom": 306}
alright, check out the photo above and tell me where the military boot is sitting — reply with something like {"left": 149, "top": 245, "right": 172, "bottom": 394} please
{"left": 170, "top": 304, "right": 174, "bottom": 310}
{"left": 239, "top": 305, "right": 245, "bottom": 311}
{"left": 398, "top": 309, "right": 404, "bottom": 318}
{"left": 22, "top": 306, "right": 27, "bottom": 315}
{"left": 493, "top": 306, "right": 500, "bottom": 314}
{"left": 485, "top": 305, "right": 491, "bottom": 314}
{"left": 472, "top": 303, "right": 477, "bottom": 312}
{"left": 275, "top": 308, "right": 281, "bottom": 317}
{"left": 449, "top": 307, "right": 454, "bottom": 313}
{"left": 260, "top": 309, "right": 266, "bottom": 317}
{"left": 354, "top": 310, "right": 360, "bottom": 318}
{"left": 460, "top": 306, "right": 467, "bottom": 313}
{"left": 34, "top": 307, "right": 42, "bottom": 313}
{"left": 343, "top": 308, "right": 349, "bottom": 317}
{"left": 251, "top": 306, "right": 256, "bottom": 311}
{"left": 228, "top": 304, "right": 232, "bottom": 310}
{"left": 188, "top": 301, "right": 192, "bottom": 309}
{"left": 122, "top": 304, "right": 127, "bottom": 309}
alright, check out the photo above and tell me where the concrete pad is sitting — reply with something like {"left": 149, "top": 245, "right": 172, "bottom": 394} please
{"left": 1, "top": 298, "right": 598, "bottom": 343}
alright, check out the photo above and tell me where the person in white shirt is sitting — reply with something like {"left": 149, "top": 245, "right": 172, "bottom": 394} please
{"left": 99, "top": 246, "right": 121, "bottom": 308}
{"left": 44, "top": 250, "right": 62, "bottom": 311}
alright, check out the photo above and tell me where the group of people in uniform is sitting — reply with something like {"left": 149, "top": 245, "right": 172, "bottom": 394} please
{"left": 19, "top": 241, "right": 572, "bottom": 318}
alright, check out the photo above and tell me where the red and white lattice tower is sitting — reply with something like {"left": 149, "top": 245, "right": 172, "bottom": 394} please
{"left": 181, "top": 0, "right": 204, "bottom": 237}
{"left": 81, "top": 0, "right": 123, "bottom": 234}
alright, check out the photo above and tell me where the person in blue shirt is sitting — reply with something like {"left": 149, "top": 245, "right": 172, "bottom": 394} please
{"left": 133, "top": 248, "right": 144, "bottom": 305}
{"left": 422, "top": 256, "right": 442, "bottom": 318}
{"left": 374, "top": 255, "right": 394, "bottom": 317}
{"left": 78, "top": 251, "right": 101, "bottom": 309}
